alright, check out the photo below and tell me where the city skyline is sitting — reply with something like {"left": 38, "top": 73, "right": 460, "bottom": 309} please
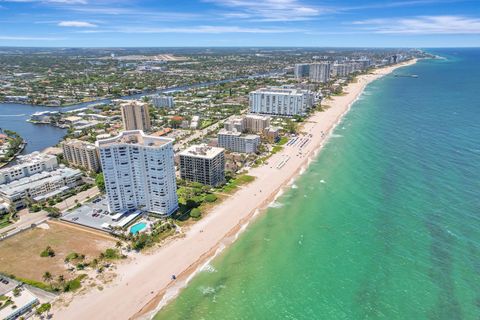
{"left": 1, "top": 0, "right": 480, "bottom": 47}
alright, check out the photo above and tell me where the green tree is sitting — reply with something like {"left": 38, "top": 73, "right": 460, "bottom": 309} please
{"left": 95, "top": 173, "right": 105, "bottom": 192}
{"left": 43, "top": 271, "right": 52, "bottom": 282}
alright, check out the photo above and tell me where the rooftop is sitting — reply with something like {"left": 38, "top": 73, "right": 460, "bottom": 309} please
{"left": 0, "top": 287, "right": 39, "bottom": 320}
{"left": 15, "top": 152, "right": 56, "bottom": 165}
{"left": 218, "top": 129, "right": 259, "bottom": 140}
{"left": 218, "top": 129, "right": 241, "bottom": 137}
{"left": 251, "top": 86, "right": 310, "bottom": 96}
{"left": 63, "top": 139, "right": 97, "bottom": 150}
{"left": 120, "top": 100, "right": 147, "bottom": 108}
{"left": 96, "top": 130, "right": 174, "bottom": 148}
{"left": 245, "top": 114, "right": 270, "bottom": 120}
{"left": 179, "top": 144, "right": 224, "bottom": 159}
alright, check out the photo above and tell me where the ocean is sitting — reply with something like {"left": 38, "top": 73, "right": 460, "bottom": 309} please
{"left": 154, "top": 49, "right": 480, "bottom": 320}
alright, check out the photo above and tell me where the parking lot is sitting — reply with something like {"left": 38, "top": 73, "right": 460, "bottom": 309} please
{"left": 61, "top": 197, "right": 143, "bottom": 232}
{"left": 62, "top": 197, "right": 115, "bottom": 230}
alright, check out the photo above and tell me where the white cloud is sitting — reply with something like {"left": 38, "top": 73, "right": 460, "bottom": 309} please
{"left": 58, "top": 20, "right": 97, "bottom": 27}
{"left": 79, "top": 25, "right": 303, "bottom": 34}
{"left": 206, "top": 0, "right": 328, "bottom": 21}
{"left": 0, "top": 35, "right": 64, "bottom": 40}
{"left": 353, "top": 15, "right": 480, "bottom": 34}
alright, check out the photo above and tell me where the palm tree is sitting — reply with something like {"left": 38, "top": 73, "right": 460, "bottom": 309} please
{"left": 57, "top": 275, "right": 65, "bottom": 284}
{"left": 43, "top": 271, "right": 52, "bottom": 283}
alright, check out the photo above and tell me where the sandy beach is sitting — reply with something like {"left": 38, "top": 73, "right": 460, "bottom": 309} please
{"left": 52, "top": 59, "right": 417, "bottom": 320}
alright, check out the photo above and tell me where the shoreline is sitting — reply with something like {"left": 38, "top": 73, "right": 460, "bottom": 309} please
{"left": 52, "top": 59, "right": 418, "bottom": 320}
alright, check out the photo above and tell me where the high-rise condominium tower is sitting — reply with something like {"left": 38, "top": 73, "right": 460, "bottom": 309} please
{"left": 96, "top": 130, "right": 178, "bottom": 215}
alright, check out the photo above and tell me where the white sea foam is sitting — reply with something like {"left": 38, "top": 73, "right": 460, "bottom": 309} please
{"left": 320, "top": 180, "right": 326, "bottom": 184}
{"left": 331, "top": 134, "right": 343, "bottom": 138}
{"left": 144, "top": 243, "right": 227, "bottom": 319}
{"left": 201, "top": 263, "right": 217, "bottom": 273}
{"left": 268, "top": 201, "right": 284, "bottom": 208}
{"left": 200, "top": 286, "right": 216, "bottom": 295}
{"left": 235, "top": 221, "right": 250, "bottom": 240}
{"left": 291, "top": 184, "right": 298, "bottom": 189}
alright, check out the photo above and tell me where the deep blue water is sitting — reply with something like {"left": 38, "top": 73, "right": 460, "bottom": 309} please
{"left": 0, "top": 103, "right": 66, "bottom": 153}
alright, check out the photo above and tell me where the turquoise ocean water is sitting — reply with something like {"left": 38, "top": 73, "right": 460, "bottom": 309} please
{"left": 155, "top": 49, "right": 480, "bottom": 320}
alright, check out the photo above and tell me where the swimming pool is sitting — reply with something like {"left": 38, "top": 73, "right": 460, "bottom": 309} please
{"left": 130, "top": 222, "right": 147, "bottom": 234}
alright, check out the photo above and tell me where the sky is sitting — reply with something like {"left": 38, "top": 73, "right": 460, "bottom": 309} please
{"left": 0, "top": 0, "right": 480, "bottom": 47}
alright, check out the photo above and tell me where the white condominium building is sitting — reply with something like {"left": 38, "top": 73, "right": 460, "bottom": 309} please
{"left": 224, "top": 117, "right": 245, "bottom": 133}
{"left": 62, "top": 140, "right": 101, "bottom": 172}
{"left": 294, "top": 64, "right": 310, "bottom": 79}
{"left": 120, "top": 101, "right": 151, "bottom": 132}
{"left": 332, "top": 63, "right": 354, "bottom": 78}
{"left": 309, "top": 62, "right": 332, "bottom": 83}
{"left": 218, "top": 129, "right": 260, "bottom": 154}
{"left": 179, "top": 144, "right": 225, "bottom": 187}
{"left": 0, "top": 166, "right": 83, "bottom": 210}
{"left": 151, "top": 95, "right": 175, "bottom": 108}
{"left": 96, "top": 130, "right": 178, "bottom": 215}
{"left": 249, "top": 86, "right": 315, "bottom": 116}
{"left": 0, "top": 152, "right": 58, "bottom": 185}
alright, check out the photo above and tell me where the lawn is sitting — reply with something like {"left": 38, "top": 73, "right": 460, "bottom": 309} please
{"left": 220, "top": 174, "right": 255, "bottom": 193}
{"left": 0, "top": 214, "right": 11, "bottom": 229}
{"left": 0, "top": 222, "right": 115, "bottom": 283}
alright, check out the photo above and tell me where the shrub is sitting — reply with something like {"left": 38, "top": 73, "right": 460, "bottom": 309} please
{"left": 204, "top": 194, "right": 217, "bottom": 203}
{"left": 104, "top": 248, "right": 121, "bottom": 260}
{"left": 64, "top": 252, "right": 79, "bottom": 263}
{"left": 40, "top": 246, "right": 55, "bottom": 258}
{"left": 190, "top": 208, "right": 201, "bottom": 219}
{"left": 63, "top": 275, "right": 86, "bottom": 292}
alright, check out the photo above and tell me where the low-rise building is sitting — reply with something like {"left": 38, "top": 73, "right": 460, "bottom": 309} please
{"left": 179, "top": 144, "right": 225, "bottom": 187}
{"left": 0, "top": 166, "right": 83, "bottom": 209}
{"left": 218, "top": 129, "right": 260, "bottom": 154}
{"left": 264, "top": 126, "right": 280, "bottom": 143}
{"left": 62, "top": 140, "right": 101, "bottom": 172}
{"left": 0, "top": 287, "right": 39, "bottom": 320}
{"left": 190, "top": 115, "right": 200, "bottom": 129}
{"left": 0, "top": 152, "right": 58, "bottom": 185}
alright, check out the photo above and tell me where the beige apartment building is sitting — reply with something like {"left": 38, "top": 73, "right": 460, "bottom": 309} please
{"left": 245, "top": 114, "right": 270, "bottom": 133}
{"left": 62, "top": 140, "right": 101, "bottom": 172}
{"left": 120, "top": 101, "right": 151, "bottom": 131}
